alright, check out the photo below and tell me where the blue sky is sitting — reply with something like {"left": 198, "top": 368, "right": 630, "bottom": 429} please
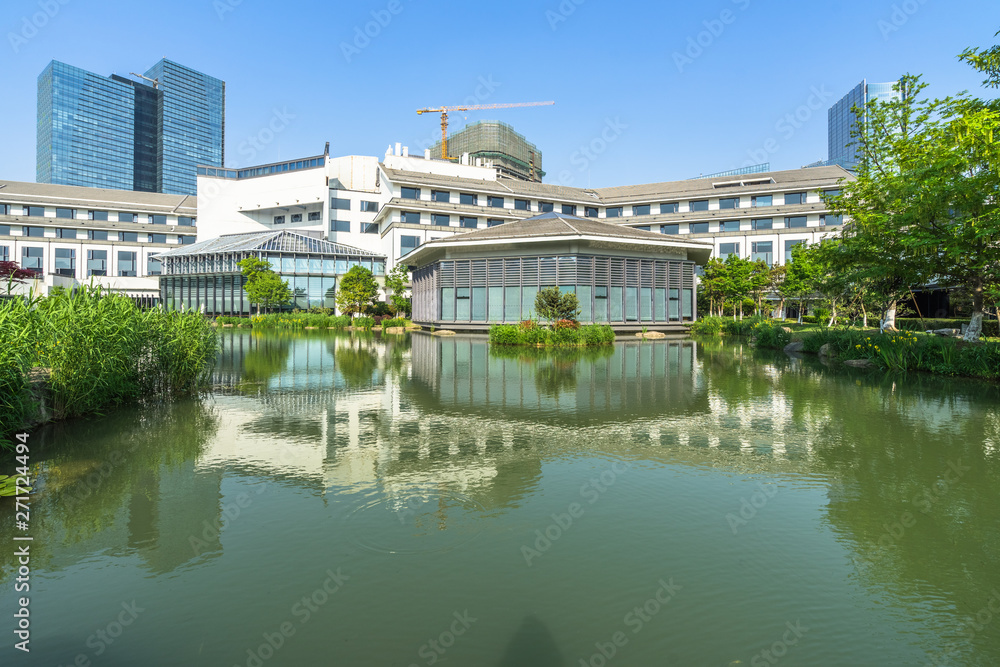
{"left": 2, "top": 0, "right": 998, "bottom": 187}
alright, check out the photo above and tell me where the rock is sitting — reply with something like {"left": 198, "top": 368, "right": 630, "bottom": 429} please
{"left": 304, "top": 326, "right": 318, "bottom": 330}
{"left": 931, "top": 328, "right": 961, "bottom": 337}
{"left": 818, "top": 343, "right": 834, "bottom": 358}
{"left": 784, "top": 341, "right": 804, "bottom": 353}
{"left": 781, "top": 327, "right": 793, "bottom": 334}
{"left": 431, "top": 330, "right": 456, "bottom": 336}
{"left": 221, "top": 323, "right": 234, "bottom": 328}
{"left": 384, "top": 326, "right": 406, "bottom": 334}
{"left": 844, "top": 358, "right": 875, "bottom": 368}
{"left": 635, "top": 331, "right": 666, "bottom": 339}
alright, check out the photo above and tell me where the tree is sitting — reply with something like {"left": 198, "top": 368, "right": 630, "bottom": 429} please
{"left": 0, "top": 261, "right": 38, "bottom": 295}
{"left": 534, "top": 286, "right": 581, "bottom": 323}
{"left": 780, "top": 244, "right": 822, "bottom": 324}
{"left": 699, "top": 258, "right": 728, "bottom": 317}
{"left": 747, "top": 260, "right": 773, "bottom": 317}
{"left": 238, "top": 257, "right": 292, "bottom": 314}
{"left": 336, "top": 265, "right": 379, "bottom": 317}
{"left": 384, "top": 264, "right": 411, "bottom": 316}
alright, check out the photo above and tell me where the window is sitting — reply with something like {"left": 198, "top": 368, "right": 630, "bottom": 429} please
{"left": 56, "top": 228, "right": 77, "bottom": 239}
{"left": 632, "top": 204, "right": 651, "bottom": 216}
{"left": 22, "top": 247, "right": 43, "bottom": 273}
{"left": 751, "top": 218, "right": 773, "bottom": 230}
{"left": 634, "top": 225, "right": 651, "bottom": 231}
{"left": 514, "top": 199, "right": 529, "bottom": 211}
{"left": 118, "top": 212, "right": 136, "bottom": 223}
{"left": 308, "top": 211, "right": 321, "bottom": 221}
{"left": 751, "top": 195, "right": 772, "bottom": 208}
{"left": 401, "top": 187, "right": 420, "bottom": 200}
{"left": 785, "top": 216, "right": 808, "bottom": 228}
{"left": 149, "top": 214, "right": 166, "bottom": 225}
{"left": 180, "top": 236, "right": 196, "bottom": 245}
{"left": 661, "top": 224, "right": 679, "bottom": 235}
{"left": 595, "top": 286, "right": 608, "bottom": 298}
{"left": 606, "top": 207, "right": 623, "bottom": 218}
{"left": 0, "top": 225, "right": 8, "bottom": 236}
{"left": 401, "top": 211, "right": 420, "bottom": 224}
{"left": 148, "top": 233, "right": 167, "bottom": 244}
{"left": 118, "top": 251, "right": 137, "bottom": 277}
{"left": 689, "top": 222, "right": 709, "bottom": 234}
{"left": 488, "top": 195, "right": 504, "bottom": 208}
{"left": 178, "top": 216, "right": 195, "bottom": 226}
{"left": 400, "top": 235, "right": 420, "bottom": 256}
{"left": 539, "top": 202, "right": 554, "bottom": 212}
{"left": 431, "top": 190, "right": 450, "bottom": 203}
{"left": 331, "top": 198, "right": 351, "bottom": 210}
{"left": 784, "top": 192, "right": 806, "bottom": 205}
{"left": 0, "top": 204, "right": 8, "bottom": 215}
{"left": 487, "top": 218, "right": 504, "bottom": 227}
{"left": 432, "top": 214, "right": 450, "bottom": 226}
{"left": 689, "top": 200, "right": 709, "bottom": 212}
{"left": 719, "top": 242, "right": 740, "bottom": 259}
{"left": 273, "top": 215, "right": 285, "bottom": 225}
{"left": 331, "top": 219, "right": 350, "bottom": 232}
{"left": 823, "top": 189, "right": 841, "bottom": 198}
{"left": 290, "top": 213, "right": 302, "bottom": 223}
{"left": 87, "top": 249, "right": 107, "bottom": 276}
{"left": 751, "top": 241, "right": 773, "bottom": 265}
{"left": 585, "top": 206, "right": 599, "bottom": 218}
{"left": 148, "top": 257, "right": 162, "bottom": 276}
{"left": 660, "top": 202, "right": 679, "bottom": 214}
{"left": 820, "top": 214, "right": 843, "bottom": 226}
{"left": 562, "top": 204, "right": 577, "bottom": 216}
{"left": 460, "top": 216, "right": 478, "bottom": 229}
{"left": 26, "top": 206, "right": 45, "bottom": 218}
{"left": 718, "top": 197, "right": 739, "bottom": 210}
{"left": 362, "top": 222, "right": 380, "bottom": 234}
{"left": 54, "top": 248, "right": 75, "bottom": 277}
{"left": 456, "top": 287, "right": 470, "bottom": 299}
{"left": 719, "top": 220, "right": 740, "bottom": 232}
{"left": 56, "top": 208, "right": 75, "bottom": 219}
{"left": 785, "top": 239, "right": 805, "bottom": 262}
{"left": 459, "top": 193, "right": 477, "bottom": 206}
{"left": 88, "top": 210, "right": 108, "bottom": 221}
{"left": 23, "top": 226, "right": 44, "bottom": 237}
{"left": 0, "top": 246, "right": 8, "bottom": 262}
{"left": 119, "top": 231, "right": 138, "bottom": 242}
{"left": 360, "top": 200, "right": 378, "bottom": 213}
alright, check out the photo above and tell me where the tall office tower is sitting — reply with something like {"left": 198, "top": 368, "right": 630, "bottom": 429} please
{"left": 431, "top": 121, "right": 544, "bottom": 182}
{"left": 37, "top": 59, "right": 224, "bottom": 195}
{"left": 827, "top": 79, "right": 901, "bottom": 171}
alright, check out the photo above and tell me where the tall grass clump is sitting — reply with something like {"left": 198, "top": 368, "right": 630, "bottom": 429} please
{"left": 0, "top": 298, "right": 40, "bottom": 439}
{"left": 488, "top": 321, "right": 615, "bottom": 347}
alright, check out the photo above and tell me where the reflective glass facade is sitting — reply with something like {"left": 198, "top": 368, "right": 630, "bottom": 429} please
{"left": 412, "top": 255, "right": 696, "bottom": 325}
{"left": 828, "top": 80, "right": 901, "bottom": 171}
{"left": 38, "top": 59, "right": 224, "bottom": 195}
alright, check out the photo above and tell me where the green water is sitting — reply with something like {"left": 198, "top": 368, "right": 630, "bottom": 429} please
{"left": 3, "top": 331, "right": 1000, "bottom": 666}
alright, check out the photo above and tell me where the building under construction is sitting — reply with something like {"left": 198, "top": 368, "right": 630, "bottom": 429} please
{"left": 431, "top": 121, "right": 544, "bottom": 182}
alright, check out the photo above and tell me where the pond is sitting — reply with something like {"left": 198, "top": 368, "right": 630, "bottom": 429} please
{"left": 2, "top": 331, "right": 999, "bottom": 666}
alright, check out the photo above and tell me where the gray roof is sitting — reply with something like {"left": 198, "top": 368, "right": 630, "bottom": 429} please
{"left": 153, "top": 230, "right": 384, "bottom": 258}
{"left": 381, "top": 165, "right": 852, "bottom": 206}
{"left": 0, "top": 179, "right": 197, "bottom": 213}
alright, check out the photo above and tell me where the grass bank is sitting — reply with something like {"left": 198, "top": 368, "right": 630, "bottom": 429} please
{"left": 0, "top": 287, "right": 218, "bottom": 445}
{"left": 489, "top": 321, "right": 616, "bottom": 347}
{"left": 217, "top": 313, "right": 384, "bottom": 330}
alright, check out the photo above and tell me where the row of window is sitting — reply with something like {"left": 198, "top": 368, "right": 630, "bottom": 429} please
{"left": 331, "top": 198, "right": 379, "bottom": 212}
{"left": 658, "top": 214, "right": 841, "bottom": 235}
{"left": 1, "top": 225, "right": 194, "bottom": 244}
{"left": 273, "top": 211, "right": 323, "bottom": 225}
{"left": 397, "top": 188, "right": 841, "bottom": 216}
{"left": 8, "top": 245, "right": 162, "bottom": 276}
{"left": 197, "top": 157, "right": 324, "bottom": 180}
{"left": 717, "top": 240, "right": 805, "bottom": 264}
{"left": 0, "top": 204, "right": 194, "bottom": 225}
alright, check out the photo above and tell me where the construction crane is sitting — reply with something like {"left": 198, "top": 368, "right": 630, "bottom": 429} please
{"left": 416, "top": 101, "right": 554, "bottom": 160}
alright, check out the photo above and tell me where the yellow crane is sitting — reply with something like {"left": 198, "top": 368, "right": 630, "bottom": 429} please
{"left": 416, "top": 101, "right": 555, "bottom": 160}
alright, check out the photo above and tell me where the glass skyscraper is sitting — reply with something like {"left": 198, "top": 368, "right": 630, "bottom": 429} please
{"left": 37, "top": 59, "right": 224, "bottom": 195}
{"left": 827, "top": 79, "right": 901, "bottom": 171}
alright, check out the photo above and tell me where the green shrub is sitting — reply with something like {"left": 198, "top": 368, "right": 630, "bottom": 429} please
{"left": 488, "top": 323, "right": 614, "bottom": 347}
{"left": 329, "top": 315, "right": 352, "bottom": 329}
{"left": 689, "top": 316, "right": 725, "bottom": 336}
{"left": 353, "top": 316, "right": 375, "bottom": 330}
{"left": 750, "top": 320, "right": 791, "bottom": 349}
{"left": 380, "top": 317, "right": 409, "bottom": 329}
{"left": 580, "top": 324, "right": 616, "bottom": 345}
